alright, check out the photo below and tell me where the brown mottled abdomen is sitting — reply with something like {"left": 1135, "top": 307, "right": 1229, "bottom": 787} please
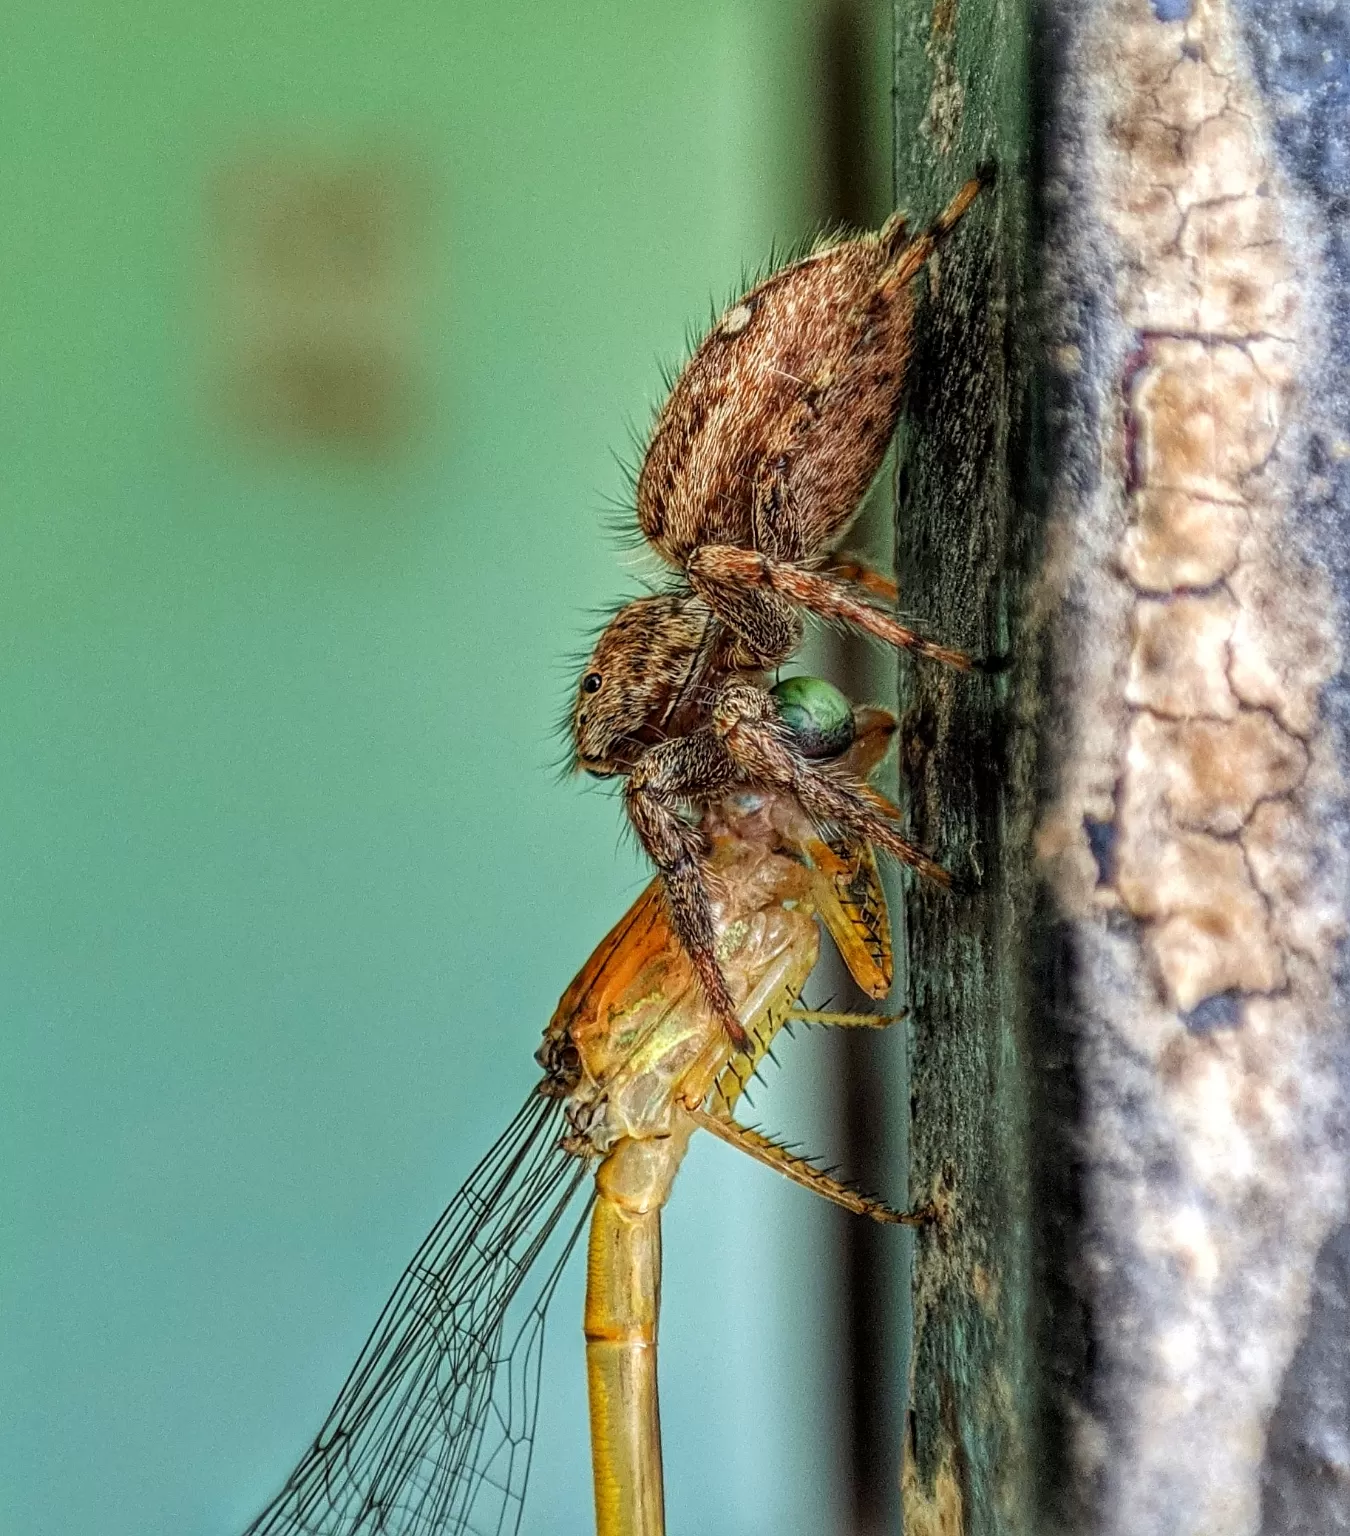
{"left": 637, "top": 228, "right": 917, "bottom": 566}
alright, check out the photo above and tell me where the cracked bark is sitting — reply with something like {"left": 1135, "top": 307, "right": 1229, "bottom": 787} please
{"left": 894, "top": 0, "right": 1350, "bottom": 1532}
{"left": 1030, "top": 1, "right": 1350, "bottom": 1534}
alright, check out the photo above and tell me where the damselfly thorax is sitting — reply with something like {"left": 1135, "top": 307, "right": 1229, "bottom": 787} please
{"left": 544, "top": 704, "right": 900, "bottom": 1157}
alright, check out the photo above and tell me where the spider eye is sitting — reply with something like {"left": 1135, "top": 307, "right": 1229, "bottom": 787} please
{"left": 581, "top": 672, "right": 603, "bottom": 694}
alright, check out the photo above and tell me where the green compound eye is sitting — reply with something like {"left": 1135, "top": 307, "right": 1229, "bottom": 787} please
{"left": 770, "top": 675, "right": 856, "bottom": 760}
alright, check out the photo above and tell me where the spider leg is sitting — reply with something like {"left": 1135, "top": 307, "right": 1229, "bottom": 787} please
{"left": 699, "top": 546, "right": 904, "bottom": 624}
{"left": 623, "top": 736, "right": 752, "bottom": 1051}
{"left": 683, "top": 550, "right": 802, "bottom": 670}
{"left": 711, "top": 680, "right": 955, "bottom": 888}
{"left": 877, "top": 166, "right": 992, "bottom": 297}
{"left": 691, "top": 543, "right": 973, "bottom": 672}
{"left": 789, "top": 1008, "right": 905, "bottom": 1027}
{"left": 822, "top": 552, "right": 898, "bottom": 606}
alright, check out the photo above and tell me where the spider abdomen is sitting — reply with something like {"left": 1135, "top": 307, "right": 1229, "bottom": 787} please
{"left": 637, "top": 229, "right": 917, "bottom": 567}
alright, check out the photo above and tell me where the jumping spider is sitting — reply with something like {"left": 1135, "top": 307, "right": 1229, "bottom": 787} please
{"left": 571, "top": 168, "right": 992, "bottom": 1049}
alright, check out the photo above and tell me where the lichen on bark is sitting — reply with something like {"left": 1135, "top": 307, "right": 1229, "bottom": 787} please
{"left": 1034, "top": 0, "right": 1350, "bottom": 1531}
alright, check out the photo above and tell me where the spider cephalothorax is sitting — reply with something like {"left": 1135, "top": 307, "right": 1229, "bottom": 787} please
{"left": 573, "top": 169, "right": 992, "bottom": 1045}
{"left": 573, "top": 593, "right": 720, "bottom": 778}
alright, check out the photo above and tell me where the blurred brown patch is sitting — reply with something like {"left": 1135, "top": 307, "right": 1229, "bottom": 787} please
{"left": 210, "top": 151, "right": 426, "bottom": 453}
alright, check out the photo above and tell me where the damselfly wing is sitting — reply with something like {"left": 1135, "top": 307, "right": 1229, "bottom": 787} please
{"left": 241, "top": 1092, "right": 590, "bottom": 1536}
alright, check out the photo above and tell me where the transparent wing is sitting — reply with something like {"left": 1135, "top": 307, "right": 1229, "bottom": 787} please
{"left": 243, "top": 1090, "right": 592, "bottom": 1536}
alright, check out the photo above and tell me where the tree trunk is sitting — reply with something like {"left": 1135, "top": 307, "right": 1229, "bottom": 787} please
{"left": 891, "top": 2, "right": 1037, "bottom": 1533}
{"left": 892, "top": 1, "right": 1350, "bottom": 1533}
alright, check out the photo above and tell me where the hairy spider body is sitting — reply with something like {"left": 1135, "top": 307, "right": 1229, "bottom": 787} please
{"left": 573, "top": 170, "right": 991, "bottom": 1044}
{"left": 640, "top": 216, "right": 918, "bottom": 568}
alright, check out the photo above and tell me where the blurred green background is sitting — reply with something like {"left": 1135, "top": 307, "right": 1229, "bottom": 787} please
{"left": 0, "top": 3, "right": 898, "bottom": 1533}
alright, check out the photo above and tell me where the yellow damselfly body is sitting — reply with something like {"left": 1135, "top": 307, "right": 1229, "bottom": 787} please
{"left": 238, "top": 690, "right": 921, "bottom": 1536}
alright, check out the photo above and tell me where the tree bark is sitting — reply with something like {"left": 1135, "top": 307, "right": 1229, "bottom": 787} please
{"left": 891, "top": 3, "right": 1037, "bottom": 1534}
{"left": 893, "top": 0, "right": 1350, "bottom": 1533}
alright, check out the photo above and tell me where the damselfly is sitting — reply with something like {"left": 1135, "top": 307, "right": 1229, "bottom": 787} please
{"left": 240, "top": 685, "right": 923, "bottom": 1536}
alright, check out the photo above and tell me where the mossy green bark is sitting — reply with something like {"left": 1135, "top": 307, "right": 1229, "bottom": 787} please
{"left": 891, "top": 2, "right": 1037, "bottom": 1532}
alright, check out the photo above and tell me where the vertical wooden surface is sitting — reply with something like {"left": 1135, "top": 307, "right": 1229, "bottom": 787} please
{"left": 890, "top": 3, "right": 1037, "bottom": 1533}
{"left": 814, "top": 6, "right": 910, "bottom": 1533}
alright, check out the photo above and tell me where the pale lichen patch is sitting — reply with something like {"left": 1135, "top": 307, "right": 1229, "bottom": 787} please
{"left": 1082, "top": 0, "right": 1335, "bottom": 1037}
{"left": 1243, "top": 793, "right": 1347, "bottom": 969}
{"left": 1118, "top": 489, "right": 1245, "bottom": 591}
{"left": 1116, "top": 812, "right": 1285, "bottom": 1008}
{"left": 1179, "top": 203, "right": 1301, "bottom": 338}
{"left": 1035, "top": 0, "right": 1341, "bottom": 1034}
{"left": 1126, "top": 592, "right": 1238, "bottom": 717}
{"left": 1034, "top": 0, "right": 1347, "bottom": 1527}
{"left": 1227, "top": 554, "right": 1334, "bottom": 738}
{"left": 1146, "top": 876, "right": 1286, "bottom": 1010}
{"left": 1143, "top": 710, "right": 1306, "bottom": 832}
{"left": 1185, "top": 111, "right": 1266, "bottom": 207}
{"left": 1132, "top": 341, "right": 1281, "bottom": 499}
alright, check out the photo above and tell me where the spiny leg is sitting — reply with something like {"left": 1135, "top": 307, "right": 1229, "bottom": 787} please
{"left": 822, "top": 552, "right": 898, "bottom": 606}
{"left": 775, "top": 558, "right": 973, "bottom": 668}
{"left": 683, "top": 549, "right": 802, "bottom": 670}
{"left": 689, "top": 543, "right": 974, "bottom": 672}
{"left": 804, "top": 832, "right": 893, "bottom": 998}
{"left": 711, "top": 680, "right": 956, "bottom": 888}
{"left": 687, "top": 1107, "right": 931, "bottom": 1226}
{"left": 789, "top": 1008, "right": 906, "bottom": 1027}
{"left": 877, "top": 165, "right": 993, "bottom": 297}
{"left": 623, "top": 735, "right": 750, "bottom": 1051}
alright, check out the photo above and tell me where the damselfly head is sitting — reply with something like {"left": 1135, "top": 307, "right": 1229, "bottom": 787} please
{"left": 535, "top": 1033, "right": 583, "bottom": 1096}
{"left": 771, "top": 675, "right": 856, "bottom": 760}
